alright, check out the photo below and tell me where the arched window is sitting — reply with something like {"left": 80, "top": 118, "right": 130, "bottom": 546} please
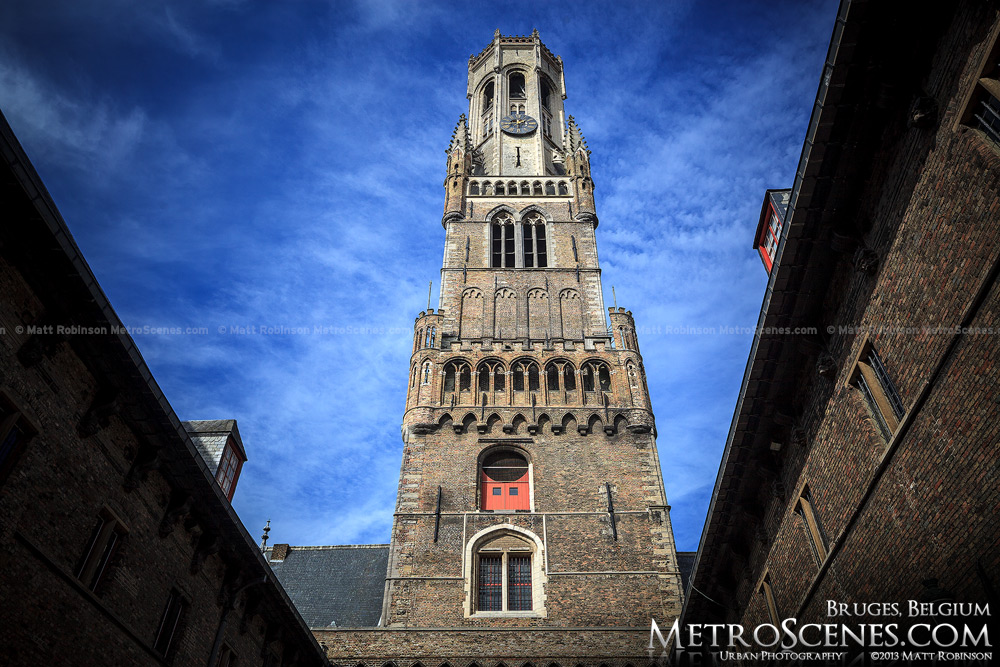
{"left": 480, "top": 449, "right": 529, "bottom": 511}
{"left": 564, "top": 364, "right": 577, "bottom": 391}
{"left": 521, "top": 212, "right": 547, "bottom": 268}
{"left": 557, "top": 182, "right": 568, "bottom": 196}
{"left": 443, "top": 360, "right": 472, "bottom": 399}
{"left": 581, "top": 361, "right": 611, "bottom": 393}
{"left": 470, "top": 181, "right": 480, "bottom": 195}
{"left": 540, "top": 78, "right": 552, "bottom": 112}
{"left": 532, "top": 181, "right": 542, "bottom": 196}
{"left": 509, "top": 72, "right": 526, "bottom": 100}
{"left": 544, "top": 181, "right": 556, "bottom": 196}
{"left": 544, "top": 360, "right": 576, "bottom": 396}
{"left": 477, "top": 360, "right": 506, "bottom": 396}
{"left": 466, "top": 525, "right": 545, "bottom": 617}
{"left": 496, "top": 181, "right": 505, "bottom": 196}
{"left": 511, "top": 360, "right": 539, "bottom": 393}
{"left": 483, "top": 81, "right": 495, "bottom": 111}
{"left": 491, "top": 212, "right": 516, "bottom": 268}
{"left": 421, "top": 362, "right": 432, "bottom": 385}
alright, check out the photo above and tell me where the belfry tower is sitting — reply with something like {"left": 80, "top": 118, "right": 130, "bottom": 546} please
{"left": 384, "top": 31, "right": 682, "bottom": 656}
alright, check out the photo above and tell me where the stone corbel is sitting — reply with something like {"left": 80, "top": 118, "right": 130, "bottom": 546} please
{"left": 77, "top": 387, "right": 121, "bottom": 438}
{"left": 124, "top": 441, "right": 163, "bottom": 491}
{"left": 191, "top": 532, "right": 221, "bottom": 575}
{"left": 158, "top": 489, "right": 194, "bottom": 538}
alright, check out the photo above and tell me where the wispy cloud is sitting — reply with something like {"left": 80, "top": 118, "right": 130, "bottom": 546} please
{"left": 0, "top": 0, "right": 839, "bottom": 550}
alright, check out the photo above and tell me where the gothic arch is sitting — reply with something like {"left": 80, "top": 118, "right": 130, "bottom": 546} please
{"left": 586, "top": 413, "right": 603, "bottom": 435}
{"left": 485, "top": 413, "right": 503, "bottom": 433}
{"left": 517, "top": 204, "right": 553, "bottom": 222}
{"left": 613, "top": 413, "right": 629, "bottom": 434}
{"left": 494, "top": 287, "right": 517, "bottom": 339}
{"left": 510, "top": 413, "right": 527, "bottom": 434}
{"left": 561, "top": 412, "right": 577, "bottom": 432}
{"left": 536, "top": 413, "right": 551, "bottom": 433}
{"left": 485, "top": 204, "right": 517, "bottom": 219}
{"left": 526, "top": 288, "right": 550, "bottom": 340}
{"left": 581, "top": 359, "right": 612, "bottom": 393}
{"left": 558, "top": 289, "right": 583, "bottom": 340}
{"left": 460, "top": 288, "right": 484, "bottom": 339}
{"left": 461, "top": 413, "right": 477, "bottom": 433}
{"left": 463, "top": 523, "right": 547, "bottom": 618}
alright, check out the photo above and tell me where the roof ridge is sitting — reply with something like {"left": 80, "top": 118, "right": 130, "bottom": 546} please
{"left": 268, "top": 544, "right": 390, "bottom": 551}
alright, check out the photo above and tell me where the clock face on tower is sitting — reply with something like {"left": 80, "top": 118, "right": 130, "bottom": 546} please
{"left": 500, "top": 112, "right": 538, "bottom": 135}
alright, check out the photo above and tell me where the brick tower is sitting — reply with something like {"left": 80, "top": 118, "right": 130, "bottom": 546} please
{"left": 383, "top": 30, "right": 683, "bottom": 653}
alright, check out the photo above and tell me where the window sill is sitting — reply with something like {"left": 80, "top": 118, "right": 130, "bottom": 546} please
{"left": 471, "top": 611, "right": 543, "bottom": 618}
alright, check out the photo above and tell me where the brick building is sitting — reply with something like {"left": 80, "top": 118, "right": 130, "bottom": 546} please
{"left": 0, "top": 111, "right": 327, "bottom": 666}
{"left": 270, "top": 31, "right": 689, "bottom": 665}
{"left": 682, "top": 0, "right": 1000, "bottom": 657}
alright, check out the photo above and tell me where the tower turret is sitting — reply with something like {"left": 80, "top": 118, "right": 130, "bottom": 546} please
{"left": 443, "top": 115, "right": 471, "bottom": 225}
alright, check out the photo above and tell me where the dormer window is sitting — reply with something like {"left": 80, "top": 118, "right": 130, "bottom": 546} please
{"left": 216, "top": 441, "right": 244, "bottom": 501}
{"left": 509, "top": 72, "right": 526, "bottom": 100}
{"left": 754, "top": 189, "right": 791, "bottom": 274}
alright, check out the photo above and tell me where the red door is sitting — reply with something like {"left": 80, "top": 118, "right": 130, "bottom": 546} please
{"left": 482, "top": 470, "right": 529, "bottom": 510}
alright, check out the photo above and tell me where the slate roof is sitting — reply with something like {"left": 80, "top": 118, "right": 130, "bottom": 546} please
{"left": 768, "top": 188, "right": 791, "bottom": 221}
{"left": 677, "top": 551, "right": 696, "bottom": 592}
{"left": 266, "top": 545, "right": 389, "bottom": 628}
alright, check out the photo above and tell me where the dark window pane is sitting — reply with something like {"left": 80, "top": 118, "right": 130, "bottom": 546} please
{"left": 492, "top": 224, "right": 502, "bottom": 268}
{"left": 564, "top": 366, "right": 576, "bottom": 391}
{"left": 508, "top": 556, "right": 532, "bottom": 611}
{"left": 868, "top": 351, "right": 905, "bottom": 419}
{"left": 478, "top": 556, "right": 502, "bottom": 611}
{"left": 504, "top": 225, "right": 515, "bottom": 267}
{"left": 523, "top": 224, "right": 534, "bottom": 268}
{"left": 547, "top": 365, "right": 559, "bottom": 390}
{"left": 509, "top": 488, "right": 518, "bottom": 495}
{"left": 536, "top": 226, "right": 547, "bottom": 267}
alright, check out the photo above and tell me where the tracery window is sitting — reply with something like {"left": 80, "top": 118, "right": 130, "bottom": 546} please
{"left": 521, "top": 212, "right": 548, "bottom": 268}
{"left": 472, "top": 529, "right": 537, "bottom": 614}
{"left": 491, "top": 212, "right": 516, "bottom": 268}
{"left": 443, "top": 359, "right": 472, "bottom": 397}
{"left": 477, "top": 359, "right": 506, "bottom": 396}
{"left": 581, "top": 361, "right": 611, "bottom": 393}
{"left": 511, "top": 360, "right": 539, "bottom": 393}
{"left": 544, "top": 360, "right": 576, "bottom": 396}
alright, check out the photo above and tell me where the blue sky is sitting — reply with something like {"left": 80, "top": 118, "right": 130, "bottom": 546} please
{"left": 0, "top": 0, "right": 838, "bottom": 551}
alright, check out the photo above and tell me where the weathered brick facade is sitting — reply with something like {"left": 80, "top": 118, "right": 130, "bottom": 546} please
{"left": 0, "top": 113, "right": 326, "bottom": 666}
{"left": 314, "top": 31, "right": 684, "bottom": 664}
{"left": 684, "top": 0, "right": 1000, "bottom": 658}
